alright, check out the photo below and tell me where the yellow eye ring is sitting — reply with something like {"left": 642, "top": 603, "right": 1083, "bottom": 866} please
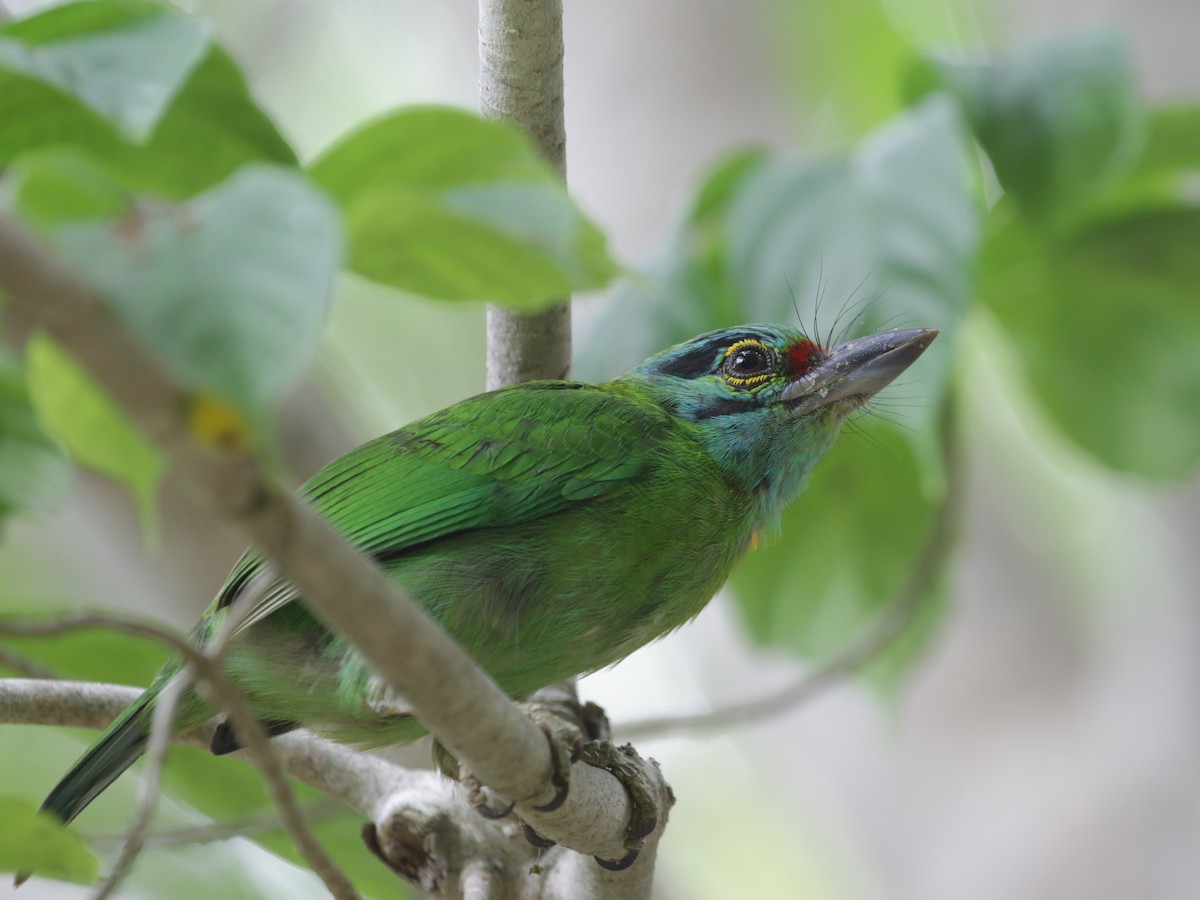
{"left": 722, "top": 340, "right": 776, "bottom": 387}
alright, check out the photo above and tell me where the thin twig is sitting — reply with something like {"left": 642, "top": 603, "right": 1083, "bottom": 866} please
{"left": 0, "top": 612, "right": 193, "bottom": 656}
{"left": 92, "top": 670, "right": 193, "bottom": 900}
{"left": 83, "top": 799, "right": 344, "bottom": 849}
{"left": 189, "top": 656, "right": 359, "bottom": 898}
{"left": 0, "top": 644, "right": 60, "bottom": 679}
{"left": 618, "top": 395, "right": 963, "bottom": 741}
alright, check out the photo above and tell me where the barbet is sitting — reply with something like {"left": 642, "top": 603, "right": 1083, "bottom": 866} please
{"left": 39, "top": 324, "right": 936, "bottom": 830}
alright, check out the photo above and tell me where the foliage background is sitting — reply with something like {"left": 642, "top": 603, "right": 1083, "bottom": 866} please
{"left": 1, "top": 0, "right": 1198, "bottom": 898}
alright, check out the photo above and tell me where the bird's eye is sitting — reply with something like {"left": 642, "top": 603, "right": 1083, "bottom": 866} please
{"left": 722, "top": 340, "right": 776, "bottom": 387}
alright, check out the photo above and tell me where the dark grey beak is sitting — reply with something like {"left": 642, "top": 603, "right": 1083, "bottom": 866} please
{"left": 781, "top": 328, "right": 939, "bottom": 415}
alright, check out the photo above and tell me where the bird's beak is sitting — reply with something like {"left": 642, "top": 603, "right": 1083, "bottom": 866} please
{"left": 780, "top": 328, "right": 939, "bottom": 416}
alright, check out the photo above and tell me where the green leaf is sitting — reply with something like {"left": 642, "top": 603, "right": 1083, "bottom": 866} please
{"left": 0, "top": 1, "right": 210, "bottom": 142}
{"left": 0, "top": 351, "right": 71, "bottom": 521}
{"left": 310, "top": 106, "right": 616, "bottom": 308}
{"left": 927, "top": 29, "right": 1144, "bottom": 218}
{"left": 0, "top": 795, "right": 99, "bottom": 883}
{"left": 4, "top": 149, "right": 133, "bottom": 225}
{"left": 25, "top": 334, "right": 163, "bottom": 536}
{"left": 981, "top": 204, "right": 1200, "bottom": 480}
{"left": 46, "top": 165, "right": 340, "bottom": 429}
{"left": 777, "top": 0, "right": 914, "bottom": 137}
{"left": 732, "top": 419, "right": 943, "bottom": 684}
{"left": 1136, "top": 105, "right": 1200, "bottom": 176}
{"left": 0, "top": 0, "right": 296, "bottom": 197}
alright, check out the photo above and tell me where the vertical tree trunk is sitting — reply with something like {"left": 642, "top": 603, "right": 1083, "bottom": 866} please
{"left": 478, "top": 0, "right": 572, "bottom": 388}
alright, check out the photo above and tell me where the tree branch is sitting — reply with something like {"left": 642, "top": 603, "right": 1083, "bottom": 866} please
{"left": 0, "top": 212, "right": 645, "bottom": 869}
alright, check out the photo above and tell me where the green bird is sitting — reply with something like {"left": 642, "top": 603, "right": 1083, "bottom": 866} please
{"left": 39, "top": 324, "right": 935, "bottom": 831}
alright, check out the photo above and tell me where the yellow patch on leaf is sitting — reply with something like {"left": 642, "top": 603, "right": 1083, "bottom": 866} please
{"left": 187, "top": 394, "right": 252, "bottom": 454}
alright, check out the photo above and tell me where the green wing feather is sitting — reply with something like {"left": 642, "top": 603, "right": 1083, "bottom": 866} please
{"left": 214, "top": 381, "right": 661, "bottom": 631}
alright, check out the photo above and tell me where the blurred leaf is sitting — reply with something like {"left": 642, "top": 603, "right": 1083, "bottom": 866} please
{"left": 982, "top": 204, "right": 1200, "bottom": 479}
{"left": 25, "top": 334, "right": 163, "bottom": 536}
{"left": 46, "top": 165, "right": 340, "bottom": 432}
{"left": 775, "top": 0, "right": 914, "bottom": 137}
{"left": 0, "top": 0, "right": 210, "bottom": 142}
{"left": 926, "top": 29, "right": 1144, "bottom": 219}
{"left": 158, "top": 744, "right": 273, "bottom": 820}
{"left": 0, "top": 795, "right": 99, "bottom": 883}
{"left": 310, "top": 106, "right": 616, "bottom": 308}
{"left": 0, "top": 0, "right": 296, "bottom": 198}
{"left": 1135, "top": 105, "right": 1200, "bottom": 175}
{"left": 5, "top": 148, "right": 133, "bottom": 225}
{"left": 732, "top": 419, "right": 942, "bottom": 683}
{"left": 0, "top": 351, "right": 71, "bottom": 521}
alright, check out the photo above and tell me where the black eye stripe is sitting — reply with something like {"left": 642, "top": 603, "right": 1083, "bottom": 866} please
{"left": 647, "top": 337, "right": 728, "bottom": 379}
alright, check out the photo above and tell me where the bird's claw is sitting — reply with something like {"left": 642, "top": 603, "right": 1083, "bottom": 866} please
{"left": 436, "top": 698, "right": 659, "bottom": 870}
{"left": 432, "top": 737, "right": 516, "bottom": 819}
{"left": 530, "top": 716, "right": 581, "bottom": 813}
{"left": 577, "top": 739, "right": 659, "bottom": 870}
{"left": 521, "top": 822, "right": 557, "bottom": 849}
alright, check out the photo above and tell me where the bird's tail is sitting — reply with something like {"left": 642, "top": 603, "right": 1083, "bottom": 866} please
{"left": 39, "top": 668, "right": 204, "bottom": 828}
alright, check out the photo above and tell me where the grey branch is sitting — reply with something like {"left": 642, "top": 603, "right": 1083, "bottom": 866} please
{"left": 0, "top": 211, "right": 650, "bottom": 876}
{"left": 479, "top": 0, "right": 571, "bottom": 389}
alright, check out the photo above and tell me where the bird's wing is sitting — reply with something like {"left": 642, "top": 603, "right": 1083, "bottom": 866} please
{"left": 212, "top": 381, "right": 661, "bottom": 632}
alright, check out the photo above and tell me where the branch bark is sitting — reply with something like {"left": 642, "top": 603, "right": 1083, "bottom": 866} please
{"left": 479, "top": 0, "right": 571, "bottom": 388}
{"left": 0, "top": 213, "right": 652, "bottom": 883}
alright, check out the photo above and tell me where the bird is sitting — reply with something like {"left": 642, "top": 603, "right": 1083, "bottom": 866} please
{"left": 38, "top": 323, "right": 936, "bottom": 833}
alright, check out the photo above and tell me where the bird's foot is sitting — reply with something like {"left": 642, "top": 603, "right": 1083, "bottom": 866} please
{"left": 516, "top": 696, "right": 659, "bottom": 871}
{"left": 431, "top": 738, "right": 516, "bottom": 819}
{"left": 576, "top": 740, "right": 660, "bottom": 870}
{"left": 434, "top": 692, "right": 660, "bottom": 870}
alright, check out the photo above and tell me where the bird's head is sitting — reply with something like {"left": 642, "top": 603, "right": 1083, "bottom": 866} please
{"left": 625, "top": 324, "right": 938, "bottom": 526}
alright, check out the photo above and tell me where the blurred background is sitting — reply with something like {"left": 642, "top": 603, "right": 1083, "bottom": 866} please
{"left": 2, "top": 0, "right": 1198, "bottom": 897}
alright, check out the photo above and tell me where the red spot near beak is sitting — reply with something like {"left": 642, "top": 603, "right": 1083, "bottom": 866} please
{"left": 787, "top": 338, "right": 824, "bottom": 376}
